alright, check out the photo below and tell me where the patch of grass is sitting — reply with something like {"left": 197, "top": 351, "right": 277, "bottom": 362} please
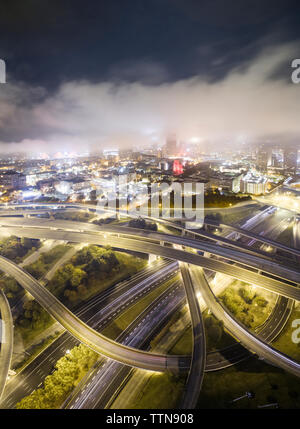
{"left": 169, "top": 309, "right": 236, "bottom": 355}
{"left": 205, "top": 205, "right": 261, "bottom": 226}
{"left": 169, "top": 326, "right": 193, "bottom": 355}
{"left": 198, "top": 358, "right": 300, "bottom": 409}
{"left": 0, "top": 236, "right": 40, "bottom": 263}
{"left": 272, "top": 307, "right": 300, "bottom": 362}
{"left": 14, "top": 331, "right": 63, "bottom": 373}
{"left": 129, "top": 373, "right": 186, "bottom": 409}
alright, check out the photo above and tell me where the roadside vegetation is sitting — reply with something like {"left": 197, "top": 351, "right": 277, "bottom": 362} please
{"left": 16, "top": 344, "right": 98, "bottom": 409}
{"left": 169, "top": 309, "right": 235, "bottom": 355}
{"left": 220, "top": 283, "right": 273, "bottom": 329}
{"left": 166, "top": 189, "right": 252, "bottom": 212}
{"left": 0, "top": 236, "right": 40, "bottom": 263}
{"left": 128, "top": 372, "right": 186, "bottom": 409}
{"left": 0, "top": 236, "right": 41, "bottom": 302}
{"left": 15, "top": 245, "right": 146, "bottom": 343}
{"left": 203, "top": 190, "right": 252, "bottom": 208}
{"left": 25, "top": 244, "right": 71, "bottom": 279}
{"left": 15, "top": 299, "right": 54, "bottom": 344}
{"left": 48, "top": 245, "right": 147, "bottom": 306}
{"left": 203, "top": 204, "right": 261, "bottom": 226}
{"left": 14, "top": 331, "right": 63, "bottom": 373}
{"left": 52, "top": 210, "right": 93, "bottom": 222}
{"left": 198, "top": 358, "right": 300, "bottom": 409}
{"left": 272, "top": 306, "right": 300, "bottom": 362}
{"left": 0, "top": 276, "right": 22, "bottom": 301}
{"left": 128, "top": 217, "right": 158, "bottom": 231}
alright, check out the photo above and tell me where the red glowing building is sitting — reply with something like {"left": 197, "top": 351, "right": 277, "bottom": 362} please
{"left": 173, "top": 159, "right": 183, "bottom": 175}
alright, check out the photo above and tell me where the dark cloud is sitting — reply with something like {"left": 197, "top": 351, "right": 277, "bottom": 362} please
{"left": 0, "top": 42, "right": 299, "bottom": 154}
{"left": 0, "top": 1, "right": 299, "bottom": 153}
{"left": 0, "top": 0, "right": 299, "bottom": 88}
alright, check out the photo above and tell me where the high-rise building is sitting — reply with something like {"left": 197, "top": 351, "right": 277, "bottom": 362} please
{"left": 240, "top": 172, "right": 267, "bottom": 195}
{"left": 256, "top": 145, "right": 271, "bottom": 171}
{"left": 0, "top": 170, "right": 27, "bottom": 190}
{"left": 284, "top": 147, "right": 298, "bottom": 173}
{"left": 165, "top": 134, "right": 177, "bottom": 157}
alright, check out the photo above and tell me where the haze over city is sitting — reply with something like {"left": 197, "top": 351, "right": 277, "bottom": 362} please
{"left": 0, "top": 0, "right": 300, "bottom": 154}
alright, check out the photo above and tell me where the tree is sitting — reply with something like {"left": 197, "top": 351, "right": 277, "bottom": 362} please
{"left": 70, "top": 267, "right": 86, "bottom": 287}
{"left": 77, "top": 285, "right": 87, "bottom": 297}
{"left": 239, "top": 287, "right": 256, "bottom": 304}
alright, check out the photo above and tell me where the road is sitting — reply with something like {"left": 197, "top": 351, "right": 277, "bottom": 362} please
{"left": 0, "top": 254, "right": 188, "bottom": 373}
{"left": 66, "top": 281, "right": 186, "bottom": 409}
{"left": 179, "top": 263, "right": 206, "bottom": 409}
{"left": 0, "top": 259, "right": 180, "bottom": 408}
{"left": 190, "top": 266, "right": 300, "bottom": 378}
{"left": 0, "top": 225, "right": 298, "bottom": 382}
{"left": 1, "top": 201, "right": 299, "bottom": 257}
{"left": 293, "top": 215, "right": 300, "bottom": 250}
{"left": 0, "top": 290, "right": 13, "bottom": 400}
{"left": 0, "top": 204, "right": 299, "bottom": 406}
{"left": 1, "top": 216, "right": 299, "bottom": 284}
{"left": 3, "top": 225, "right": 300, "bottom": 300}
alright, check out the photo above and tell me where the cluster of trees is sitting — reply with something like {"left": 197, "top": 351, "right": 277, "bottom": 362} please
{"left": 16, "top": 344, "right": 98, "bottom": 409}
{"left": 36, "top": 196, "right": 59, "bottom": 203}
{"left": 220, "top": 286, "right": 268, "bottom": 328}
{"left": 53, "top": 211, "right": 91, "bottom": 222}
{"left": 93, "top": 216, "right": 115, "bottom": 226}
{"left": 0, "top": 277, "right": 22, "bottom": 300}
{"left": 25, "top": 245, "right": 69, "bottom": 279}
{"left": 129, "top": 217, "right": 158, "bottom": 231}
{"left": 166, "top": 189, "right": 251, "bottom": 210}
{"left": 0, "top": 236, "right": 40, "bottom": 263}
{"left": 204, "top": 314, "right": 224, "bottom": 349}
{"left": 16, "top": 300, "right": 52, "bottom": 336}
{"left": 49, "top": 245, "right": 120, "bottom": 303}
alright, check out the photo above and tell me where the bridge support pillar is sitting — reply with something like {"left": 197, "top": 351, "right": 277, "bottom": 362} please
{"left": 148, "top": 254, "right": 157, "bottom": 263}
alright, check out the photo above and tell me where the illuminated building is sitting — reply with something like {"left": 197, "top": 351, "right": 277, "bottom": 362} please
{"left": 0, "top": 170, "right": 26, "bottom": 190}
{"left": 284, "top": 147, "right": 298, "bottom": 173}
{"left": 241, "top": 172, "right": 267, "bottom": 195}
{"left": 173, "top": 160, "right": 183, "bottom": 175}
{"left": 165, "top": 134, "right": 177, "bottom": 157}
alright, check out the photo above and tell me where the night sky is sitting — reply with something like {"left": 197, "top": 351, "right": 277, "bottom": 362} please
{"left": 0, "top": 0, "right": 299, "bottom": 153}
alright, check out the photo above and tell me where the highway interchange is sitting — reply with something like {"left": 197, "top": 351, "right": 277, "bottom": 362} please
{"left": 0, "top": 201, "right": 299, "bottom": 408}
